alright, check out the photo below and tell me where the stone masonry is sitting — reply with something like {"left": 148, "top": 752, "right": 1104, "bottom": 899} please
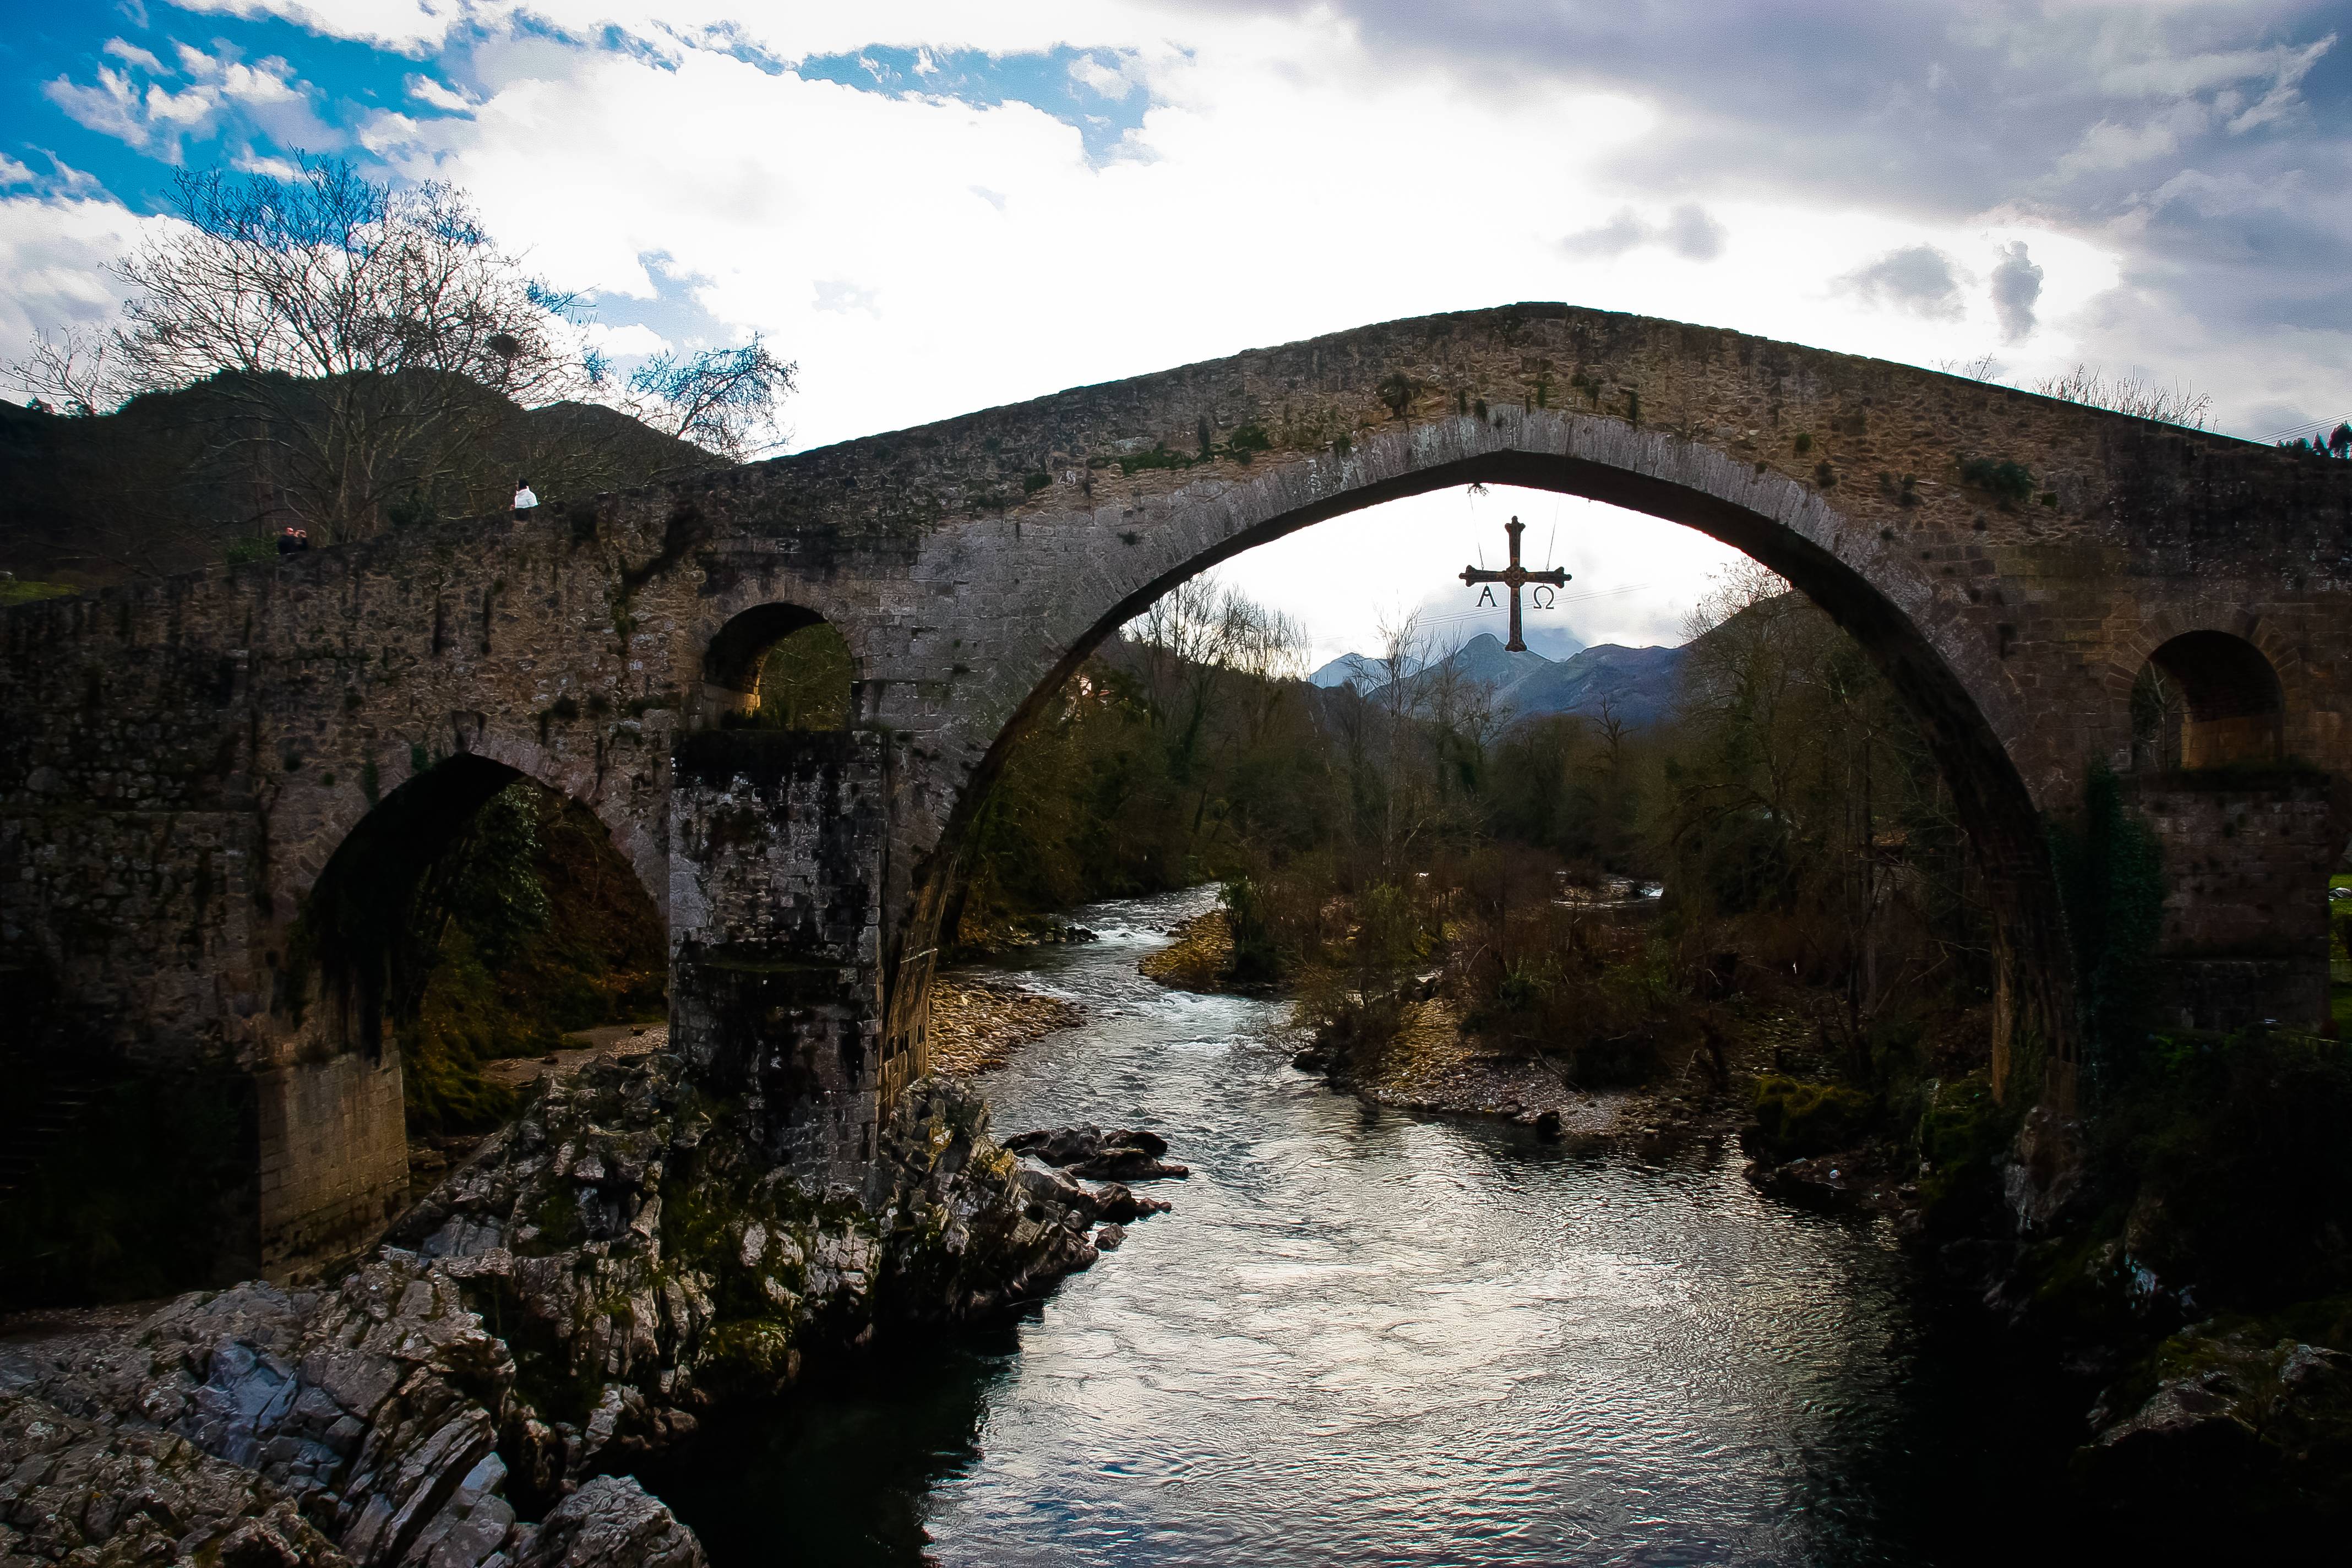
{"left": 667, "top": 728, "right": 890, "bottom": 1185}
{"left": 5, "top": 302, "right": 2350, "bottom": 1271}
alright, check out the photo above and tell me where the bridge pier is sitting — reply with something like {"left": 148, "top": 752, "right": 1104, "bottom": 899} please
{"left": 2131, "top": 775, "right": 2340, "bottom": 1033}
{"left": 254, "top": 1049, "right": 409, "bottom": 1267}
{"left": 667, "top": 729, "right": 892, "bottom": 1186}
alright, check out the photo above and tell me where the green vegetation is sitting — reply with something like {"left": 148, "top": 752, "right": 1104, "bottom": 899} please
{"left": 0, "top": 576, "right": 74, "bottom": 606}
{"left": 2051, "top": 763, "right": 2166, "bottom": 1092}
{"left": 1749, "top": 1075, "right": 1875, "bottom": 1158}
{"left": 1117, "top": 444, "right": 1197, "bottom": 477}
{"left": 398, "top": 781, "right": 666, "bottom": 1132}
{"left": 1959, "top": 455, "right": 2035, "bottom": 502}
{"left": 966, "top": 560, "right": 1995, "bottom": 1095}
{"left": 723, "top": 623, "right": 855, "bottom": 731}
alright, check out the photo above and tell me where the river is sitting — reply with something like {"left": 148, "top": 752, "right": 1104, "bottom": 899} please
{"left": 639, "top": 888, "right": 2086, "bottom": 1566}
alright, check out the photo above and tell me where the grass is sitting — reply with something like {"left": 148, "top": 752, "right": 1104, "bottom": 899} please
{"left": 0, "top": 578, "right": 77, "bottom": 607}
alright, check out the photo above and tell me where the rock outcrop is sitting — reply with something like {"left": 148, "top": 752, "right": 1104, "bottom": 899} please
{"left": 1003, "top": 1126, "right": 1189, "bottom": 1183}
{"left": 2079, "top": 1325, "right": 2352, "bottom": 1525}
{"left": 382, "top": 1055, "right": 1134, "bottom": 1436}
{"left": 0, "top": 1056, "right": 1164, "bottom": 1568}
{"left": 0, "top": 1257, "right": 699, "bottom": 1568}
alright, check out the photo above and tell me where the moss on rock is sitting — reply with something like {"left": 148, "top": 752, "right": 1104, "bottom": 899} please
{"left": 1747, "top": 1075, "right": 1875, "bottom": 1159}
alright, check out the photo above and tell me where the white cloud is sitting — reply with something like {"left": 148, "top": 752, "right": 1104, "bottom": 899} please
{"left": 45, "top": 68, "right": 157, "bottom": 153}
{"left": 2052, "top": 117, "right": 2180, "bottom": 179}
{"left": 1562, "top": 203, "right": 1725, "bottom": 261}
{"left": 406, "top": 74, "right": 476, "bottom": 113}
{"left": 813, "top": 280, "right": 881, "bottom": 317}
{"left": 1841, "top": 245, "right": 1968, "bottom": 318}
{"left": 1990, "top": 241, "right": 2044, "bottom": 342}
{"left": 584, "top": 320, "right": 669, "bottom": 357}
{"left": 0, "top": 157, "right": 34, "bottom": 188}
{"left": 1068, "top": 52, "right": 1137, "bottom": 99}
{"left": 0, "top": 194, "right": 162, "bottom": 372}
{"left": 42, "top": 43, "right": 323, "bottom": 162}
{"left": 102, "top": 39, "right": 170, "bottom": 75}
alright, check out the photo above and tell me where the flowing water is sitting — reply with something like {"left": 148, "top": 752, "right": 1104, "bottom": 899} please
{"left": 641, "top": 888, "right": 2084, "bottom": 1566}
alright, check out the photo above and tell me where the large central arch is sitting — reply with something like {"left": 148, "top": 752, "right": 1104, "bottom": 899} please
{"left": 900, "top": 407, "right": 2068, "bottom": 1106}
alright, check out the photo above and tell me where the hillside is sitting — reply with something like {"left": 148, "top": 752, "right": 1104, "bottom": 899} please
{"left": 0, "top": 375, "right": 718, "bottom": 589}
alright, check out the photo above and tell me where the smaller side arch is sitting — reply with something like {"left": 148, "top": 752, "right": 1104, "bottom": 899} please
{"left": 274, "top": 724, "right": 669, "bottom": 927}
{"left": 696, "top": 602, "right": 857, "bottom": 731}
{"left": 2132, "top": 630, "right": 2285, "bottom": 772}
{"left": 298, "top": 754, "right": 522, "bottom": 1059}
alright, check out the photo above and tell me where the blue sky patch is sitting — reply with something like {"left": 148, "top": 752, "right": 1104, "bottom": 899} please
{"left": 0, "top": 1, "right": 470, "bottom": 212}
{"left": 796, "top": 45, "right": 1151, "bottom": 165}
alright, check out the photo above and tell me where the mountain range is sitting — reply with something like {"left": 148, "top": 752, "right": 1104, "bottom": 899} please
{"left": 1310, "top": 633, "right": 1687, "bottom": 728}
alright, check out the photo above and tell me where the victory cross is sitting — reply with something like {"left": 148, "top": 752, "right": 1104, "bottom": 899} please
{"left": 1460, "top": 515, "right": 1570, "bottom": 652}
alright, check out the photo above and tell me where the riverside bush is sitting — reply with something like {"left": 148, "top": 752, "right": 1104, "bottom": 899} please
{"left": 1748, "top": 1075, "right": 1876, "bottom": 1159}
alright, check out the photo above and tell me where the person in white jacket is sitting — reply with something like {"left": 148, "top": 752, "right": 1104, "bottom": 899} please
{"left": 514, "top": 478, "right": 538, "bottom": 518}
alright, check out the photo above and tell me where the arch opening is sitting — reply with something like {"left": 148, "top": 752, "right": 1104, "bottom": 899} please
{"left": 700, "top": 603, "right": 855, "bottom": 731}
{"left": 912, "top": 455, "right": 2075, "bottom": 1104}
{"left": 2132, "top": 630, "right": 2283, "bottom": 772}
{"left": 296, "top": 754, "right": 668, "bottom": 1132}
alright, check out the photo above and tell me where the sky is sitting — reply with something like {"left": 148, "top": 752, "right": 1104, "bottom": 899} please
{"left": 2, "top": 1, "right": 2347, "bottom": 662}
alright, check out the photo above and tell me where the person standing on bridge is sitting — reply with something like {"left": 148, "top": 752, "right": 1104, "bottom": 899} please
{"left": 514, "top": 477, "right": 538, "bottom": 518}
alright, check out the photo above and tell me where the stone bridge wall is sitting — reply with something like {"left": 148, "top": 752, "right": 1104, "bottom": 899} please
{"left": 5, "top": 303, "right": 2350, "bottom": 1271}
{"left": 668, "top": 728, "right": 891, "bottom": 1186}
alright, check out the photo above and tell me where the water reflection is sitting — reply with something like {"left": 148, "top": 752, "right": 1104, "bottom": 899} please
{"left": 639, "top": 889, "right": 2083, "bottom": 1566}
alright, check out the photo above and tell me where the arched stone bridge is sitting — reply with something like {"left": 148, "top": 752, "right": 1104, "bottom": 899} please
{"left": 6, "top": 303, "right": 2349, "bottom": 1273}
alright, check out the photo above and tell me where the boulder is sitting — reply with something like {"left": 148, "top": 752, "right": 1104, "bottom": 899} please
{"left": 1088, "top": 1183, "right": 1172, "bottom": 1224}
{"left": 2081, "top": 1329, "right": 2352, "bottom": 1523}
{"left": 1001, "top": 1125, "right": 1104, "bottom": 1166}
{"left": 0, "top": 1390, "right": 348, "bottom": 1568}
{"left": 514, "top": 1478, "right": 703, "bottom": 1568}
{"left": 1066, "top": 1149, "right": 1189, "bottom": 1182}
{"left": 0, "top": 1257, "right": 671, "bottom": 1568}
{"left": 1005, "top": 1125, "right": 1186, "bottom": 1182}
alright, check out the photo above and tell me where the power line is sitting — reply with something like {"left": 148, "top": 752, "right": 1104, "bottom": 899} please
{"left": 2260, "top": 412, "right": 2352, "bottom": 446}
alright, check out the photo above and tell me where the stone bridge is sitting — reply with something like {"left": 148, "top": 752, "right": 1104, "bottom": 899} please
{"left": 6, "top": 303, "right": 2349, "bottom": 1276}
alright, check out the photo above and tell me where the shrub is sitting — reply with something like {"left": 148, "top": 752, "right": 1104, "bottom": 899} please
{"left": 1749, "top": 1075, "right": 1876, "bottom": 1158}
{"left": 1959, "top": 456, "right": 2035, "bottom": 502}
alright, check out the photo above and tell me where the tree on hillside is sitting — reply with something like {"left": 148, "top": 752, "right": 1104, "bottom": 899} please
{"left": 7, "top": 156, "right": 794, "bottom": 543}
{"left": 624, "top": 340, "right": 796, "bottom": 462}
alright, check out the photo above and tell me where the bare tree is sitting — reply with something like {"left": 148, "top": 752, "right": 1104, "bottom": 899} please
{"left": 11, "top": 326, "right": 119, "bottom": 417}
{"left": 623, "top": 339, "right": 797, "bottom": 462}
{"left": 10, "top": 158, "right": 587, "bottom": 542}
{"left": 1129, "top": 570, "right": 1308, "bottom": 841}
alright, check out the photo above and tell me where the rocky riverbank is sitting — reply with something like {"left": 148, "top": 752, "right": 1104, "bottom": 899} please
{"left": 0, "top": 1052, "right": 1174, "bottom": 1568}
{"left": 1137, "top": 911, "right": 1245, "bottom": 993}
{"left": 926, "top": 982, "right": 1086, "bottom": 1076}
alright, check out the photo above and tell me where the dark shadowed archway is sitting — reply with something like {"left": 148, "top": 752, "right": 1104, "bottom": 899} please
{"left": 924, "top": 443, "right": 2072, "bottom": 1113}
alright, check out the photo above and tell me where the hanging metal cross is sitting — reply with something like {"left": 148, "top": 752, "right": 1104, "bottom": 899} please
{"left": 1460, "top": 516, "right": 1570, "bottom": 652}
